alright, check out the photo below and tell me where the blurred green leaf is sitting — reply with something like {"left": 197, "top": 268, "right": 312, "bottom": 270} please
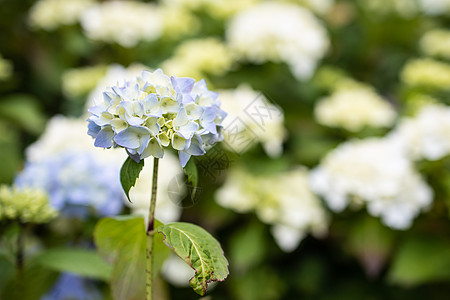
{"left": 229, "top": 220, "right": 267, "bottom": 273}
{"left": 388, "top": 236, "right": 450, "bottom": 286}
{"left": 94, "top": 216, "right": 170, "bottom": 300}
{"left": 0, "top": 94, "right": 46, "bottom": 135}
{"left": 120, "top": 157, "right": 145, "bottom": 202}
{"left": 35, "top": 248, "right": 112, "bottom": 281}
{"left": 157, "top": 222, "right": 229, "bottom": 296}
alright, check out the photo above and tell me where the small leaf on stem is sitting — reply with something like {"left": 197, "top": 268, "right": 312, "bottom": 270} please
{"left": 120, "top": 157, "right": 145, "bottom": 202}
{"left": 157, "top": 222, "right": 229, "bottom": 296}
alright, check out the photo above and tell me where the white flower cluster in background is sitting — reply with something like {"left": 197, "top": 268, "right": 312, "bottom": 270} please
{"left": 160, "top": 5, "right": 200, "bottom": 39}
{"left": 401, "top": 58, "right": 450, "bottom": 90}
{"left": 80, "top": 1, "right": 163, "bottom": 47}
{"left": 314, "top": 85, "right": 397, "bottom": 132}
{"left": 419, "top": 29, "right": 450, "bottom": 60}
{"left": 161, "top": 38, "right": 233, "bottom": 80}
{"left": 309, "top": 138, "right": 433, "bottom": 230}
{"left": 417, "top": 0, "right": 450, "bottom": 16}
{"left": 389, "top": 104, "right": 450, "bottom": 161}
{"left": 62, "top": 65, "right": 108, "bottom": 98}
{"left": 161, "top": 0, "right": 261, "bottom": 19}
{"left": 87, "top": 69, "right": 226, "bottom": 167}
{"left": 219, "top": 84, "right": 286, "bottom": 157}
{"left": 358, "top": 0, "right": 418, "bottom": 18}
{"left": 216, "top": 167, "right": 328, "bottom": 252}
{"left": 28, "top": 0, "right": 94, "bottom": 31}
{"left": 226, "top": 2, "right": 329, "bottom": 80}
{"left": 287, "top": 0, "right": 335, "bottom": 15}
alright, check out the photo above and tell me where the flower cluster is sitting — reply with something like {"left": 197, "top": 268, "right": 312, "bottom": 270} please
{"left": 161, "top": 37, "right": 233, "bottom": 80}
{"left": 219, "top": 84, "right": 286, "bottom": 157}
{"left": 216, "top": 167, "right": 328, "bottom": 252}
{"left": 0, "top": 185, "right": 57, "bottom": 224}
{"left": 28, "top": 0, "right": 94, "bottom": 31}
{"left": 401, "top": 58, "right": 450, "bottom": 90}
{"left": 389, "top": 103, "right": 450, "bottom": 161}
{"left": 16, "top": 116, "right": 125, "bottom": 218}
{"left": 87, "top": 69, "right": 226, "bottom": 167}
{"left": 419, "top": 28, "right": 450, "bottom": 60}
{"left": 309, "top": 138, "right": 433, "bottom": 229}
{"left": 314, "top": 85, "right": 397, "bottom": 132}
{"left": 226, "top": 2, "right": 329, "bottom": 80}
{"left": 80, "top": 1, "right": 162, "bottom": 48}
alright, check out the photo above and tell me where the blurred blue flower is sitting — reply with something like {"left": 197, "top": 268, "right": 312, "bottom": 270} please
{"left": 15, "top": 151, "right": 124, "bottom": 218}
{"left": 41, "top": 273, "right": 102, "bottom": 300}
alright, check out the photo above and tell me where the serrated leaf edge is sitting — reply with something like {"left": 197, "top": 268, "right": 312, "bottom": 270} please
{"left": 157, "top": 225, "right": 229, "bottom": 295}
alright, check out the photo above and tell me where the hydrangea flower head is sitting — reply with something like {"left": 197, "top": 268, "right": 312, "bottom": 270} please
{"left": 87, "top": 69, "right": 226, "bottom": 167}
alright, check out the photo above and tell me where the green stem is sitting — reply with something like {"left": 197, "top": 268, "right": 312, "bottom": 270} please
{"left": 146, "top": 157, "right": 159, "bottom": 300}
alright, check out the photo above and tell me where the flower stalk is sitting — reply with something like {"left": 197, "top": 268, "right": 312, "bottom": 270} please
{"left": 146, "top": 157, "right": 159, "bottom": 300}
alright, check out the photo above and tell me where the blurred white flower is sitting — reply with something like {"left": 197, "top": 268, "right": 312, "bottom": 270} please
{"left": 389, "top": 103, "right": 450, "bottom": 161}
{"left": 62, "top": 65, "right": 108, "bottom": 98}
{"left": 161, "top": 0, "right": 261, "bottom": 19}
{"left": 216, "top": 167, "right": 328, "bottom": 252}
{"left": 309, "top": 138, "right": 433, "bottom": 229}
{"left": 417, "top": 0, "right": 450, "bottom": 15}
{"left": 314, "top": 85, "right": 397, "bottom": 132}
{"left": 127, "top": 152, "right": 183, "bottom": 224}
{"left": 401, "top": 58, "right": 450, "bottom": 90}
{"left": 420, "top": 29, "right": 450, "bottom": 60}
{"left": 226, "top": 2, "right": 329, "bottom": 80}
{"left": 219, "top": 84, "right": 286, "bottom": 157}
{"left": 29, "top": 0, "right": 94, "bottom": 31}
{"left": 161, "top": 37, "right": 233, "bottom": 80}
{"left": 80, "top": 1, "right": 163, "bottom": 47}
{"left": 161, "top": 254, "right": 195, "bottom": 287}
{"left": 358, "top": 0, "right": 418, "bottom": 18}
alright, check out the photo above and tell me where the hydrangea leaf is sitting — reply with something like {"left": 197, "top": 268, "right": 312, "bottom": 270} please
{"left": 183, "top": 158, "right": 198, "bottom": 188}
{"left": 120, "top": 157, "right": 145, "bottom": 202}
{"left": 35, "top": 248, "right": 112, "bottom": 281}
{"left": 157, "top": 222, "right": 229, "bottom": 295}
{"left": 94, "top": 216, "right": 170, "bottom": 300}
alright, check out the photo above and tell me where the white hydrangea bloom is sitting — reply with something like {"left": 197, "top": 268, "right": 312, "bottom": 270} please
{"left": 127, "top": 152, "right": 183, "bottom": 223}
{"left": 358, "top": 0, "right": 418, "bottom": 18}
{"left": 29, "top": 0, "right": 94, "bottom": 31}
{"left": 401, "top": 58, "right": 450, "bottom": 90}
{"left": 314, "top": 85, "right": 397, "bottom": 132}
{"left": 417, "top": 0, "right": 450, "bottom": 15}
{"left": 309, "top": 138, "right": 433, "bottom": 229}
{"left": 85, "top": 63, "right": 151, "bottom": 115}
{"left": 226, "top": 2, "right": 329, "bottom": 80}
{"left": 80, "top": 1, "right": 163, "bottom": 47}
{"left": 389, "top": 104, "right": 450, "bottom": 161}
{"left": 161, "top": 38, "right": 233, "bottom": 80}
{"left": 216, "top": 167, "right": 328, "bottom": 252}
{"left": 420, "top": 29, "right": 450, "bottom": 60}
{"left": 219, "top": 84, "right": 286, "bottom": 157}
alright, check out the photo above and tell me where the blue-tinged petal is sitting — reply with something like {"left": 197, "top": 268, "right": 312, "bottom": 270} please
{"left": 87, "top": 121, "right": 101, "bottom": 138}
{"left": 171, "top": 133, "right": 187, "bottom": 150}
{"left": 110, "top": 118, "right": 128, "bottom": 133}
{"left": 179, "top": 151, "right": 191, "bottom": 167}
{"left": 125, "top": 115, "right": 145, "bottom": 127}
{"left": 178, "top": 121, "right": 199, "bottom": 139}
{"left": 185, "top": 134, "right": 206, "bottom": 156}
{"left": 114, "top": 126, "right": 151, "bottom": 149}
{"left": 141, "top": 138, "right": 164, "bottom": 159}
{"left": 185, "top": 103, "right": 204, "bottom": 120}
{"left": 94, "top": 126, "right": 114, "bottom": 148}
{"left": 171, "top": 76, "right": 195, "bottom": 94}
{"left": 160, "top": 97, "right": 180, "bottom": 113}
{"left": 88, "top": 105, "right": 104, "bottom": 117}
{"left": 173, "top": 108, "right": 189, "bottom": 128}
{"left": 126, "top": 149, "right": 141, "bottom": 163}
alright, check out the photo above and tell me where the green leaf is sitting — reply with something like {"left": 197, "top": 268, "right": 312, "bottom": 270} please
{"left": 388, "top": 235, "right": 450, "bottom": 286}
{"left": 35, "top": 248, "right": 112, "bottom": 281}
{"left": 0, "top": 94, "right": 46, "bottom": 135}
{"left": 94, "top": 216, "right": 170, "bottom": 300}
{"left": 157, "top": 222, "right": 229, "bottom": 295}
{"left": 120, "top": 157, "right": 145, "bottom": 202}
{"left": 183, "top": 158, "right": 198, "bottom": 187}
